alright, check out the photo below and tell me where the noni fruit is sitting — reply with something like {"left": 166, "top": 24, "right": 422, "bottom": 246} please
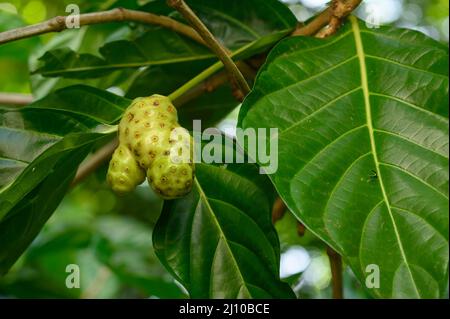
{"left": 107, "top": 94, "right": 194, "bottom": 199}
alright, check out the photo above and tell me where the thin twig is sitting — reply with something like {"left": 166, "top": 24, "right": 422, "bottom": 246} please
{"left": 327, "top": 246, "right": 343, "bottom": 299}
{"left": 71, "top": 138, "right": 118, "bottom": 187}
{"left": 292, "top": 0, "right": 362, "bottom": 37}
{"left": 292, "top": 7, "right": 333, "bottom": 36}
{"left": 316, "top": 0, "right": 363, "bottom": 38}
{"left": 0, "top": 93, "right": 33, "bottom": 106}
{"left": 167, "top": 0, "right": 251, "bottom": 96}
{"left": 0, "top": 8, "right": 204, "bottom": 45}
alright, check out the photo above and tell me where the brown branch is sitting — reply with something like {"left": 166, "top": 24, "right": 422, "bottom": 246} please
{"left": 272, "top": 197, "right": 287, "bottom": 224}
{"left": 0, "top": 93, "right": 33, "bottom": 106}
{"left": 292, "top": 7, "right": 333, "bottom": 36}
{"left": 0, "top": 8, "right": 205, "bottom": 46}
{"left": 167, "top": 0, "right": 251, "bottom": 96}
{"left": 71, "top": 138, "right": 118, "bottom": 187}
{"left": 327, "top": 246, "right": 343, "bottom": 299}
{"left": 292, "top": 0, "right": 362, "bottom": 37}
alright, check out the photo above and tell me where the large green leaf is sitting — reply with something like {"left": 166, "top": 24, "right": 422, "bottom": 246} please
{"left": 0, "top": 85, "right": 129, "bottom": 274}
{"left": 239, "top": 17, "right": 449, "bottom": 298}
{"left": 153, "top": 133, "right": 294, "bottom": 298}
{"left": 33, "top": 0, "right": 296, "bottom": 79}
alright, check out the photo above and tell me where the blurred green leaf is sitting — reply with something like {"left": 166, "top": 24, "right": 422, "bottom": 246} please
{"left": 0, "top": 85, "right": 129, "bottom": 274}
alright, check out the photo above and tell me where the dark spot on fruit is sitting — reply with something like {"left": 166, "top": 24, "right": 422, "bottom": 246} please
{"left": 161, "top": 176, "right": 168, "bottom": 183}
{"left": 153, "top": 100, "right": 160, "bottom": 106}
{"left": 125, "top": 128, "right": 129, "bottom": 135}
{"left": 134, "top": 119, "right": 140, "bottom": 124}
{"left": 164, "top": 150, "right": 170, "bottom": 156}
{"left": 127, "top": 113, "right": 134, "bottom": 122}
{"left": 151, "top": 135, "right": 159, "bottom": 143}
{"left": 145, "top": 122, "right": 151, "bottom": 128}
{"left": 135, "top": 132, "right": 141, "bottom": 138}
{"left": 159, "top": 122, "right": 165, "bottom": 128}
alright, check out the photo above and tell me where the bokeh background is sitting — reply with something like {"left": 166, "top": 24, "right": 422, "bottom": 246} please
{"left": 0, "top": 0, "right": 448, "bottom": 298}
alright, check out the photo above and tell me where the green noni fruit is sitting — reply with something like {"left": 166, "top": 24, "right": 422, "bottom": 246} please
{"left": 147, "top": 156, "right": 194, "bottom": 200}
{"left": 107, "top": 144, "right": 145, "bottom": 195}
{"left": 107, "top": 94, "right": 194, "bottom": 199}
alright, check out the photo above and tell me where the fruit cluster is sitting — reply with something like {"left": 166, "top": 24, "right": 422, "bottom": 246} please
{"left": 107, "top": 95, "right": 194, "bottom": 199}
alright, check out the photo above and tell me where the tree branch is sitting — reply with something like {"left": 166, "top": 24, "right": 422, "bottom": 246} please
{"left": 316, "top": 0, "right": 363, "bottom": 38}
{"left": 71, "top": 138, "right": 118, "bottom": 187}
{"left": 167, "top": 0, "right": 251, "bottom": 96}
{"left": 292, "top": 0, "right": 362, "bottom": 37}
{"left": 0, "top": 8, "right": 205, "bottom": 46}
{"left": 327, "top": 246, "right": 343, "bottom": 299}
{"left": 0, "top": 93, "right": 33, "bottom": 106}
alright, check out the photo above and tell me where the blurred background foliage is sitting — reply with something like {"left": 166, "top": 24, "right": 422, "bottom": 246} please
{"left": 0, "top": 0, "right": 448, "bottom": 298}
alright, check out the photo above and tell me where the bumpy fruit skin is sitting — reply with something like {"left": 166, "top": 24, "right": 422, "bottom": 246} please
{"left": 107, "top": 145, "right": 145, "bottom": 195}
{"left": 107, "top": 94, "right": 194, "bottom": 199}
{"left": 147, "top": 156, "right": 194, "bottom": 200}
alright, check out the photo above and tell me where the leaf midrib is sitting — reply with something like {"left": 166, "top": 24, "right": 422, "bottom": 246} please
{"left": 38, "top": 54, "right": 216, "bottom": 76}
{"left": 193, "top": 178, "right": 251, "bottom": 298}
{"left": 351, "top": 16, "right": 421, "bottom": 298}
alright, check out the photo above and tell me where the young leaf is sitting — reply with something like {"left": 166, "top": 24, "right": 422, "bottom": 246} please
{"left": 239, "top": 18, "right": 449, "bottom": 298}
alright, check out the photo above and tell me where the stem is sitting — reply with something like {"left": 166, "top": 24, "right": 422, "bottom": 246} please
{"left": 292, "top": 7, "right": 333, "bottom": 36}
{"left": 167, "top": 0, "right": 250, "bottom": 96}
{"left": 0, "top": 8, "right": 204, "bottom": 46}
{"left": 292, "top": 0, "right": 362, "bottom": 37}
{"left": 327, "top": 246, "right": 343, "bottom": 299}
{"left": 71, "top": 138, "right": 118, "bottom": 187}
{"left": 0, "top": 93, "right": 33, "bottom": 106}
{"left": 168, "top": 42, "right": 252, "bottom": 102}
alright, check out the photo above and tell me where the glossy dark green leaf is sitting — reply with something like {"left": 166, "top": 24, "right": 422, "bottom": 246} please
{"left": 153, "top": 135, "right": 294, "bottom": 298}
{"left": 239, "top": 18, "right": 449, "bottom": 298}
{"left": 0, "top": 85, "right": 129, "bottom": 274}
{"left": 33, "top": 0, "right": 296, "bottom": 79}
